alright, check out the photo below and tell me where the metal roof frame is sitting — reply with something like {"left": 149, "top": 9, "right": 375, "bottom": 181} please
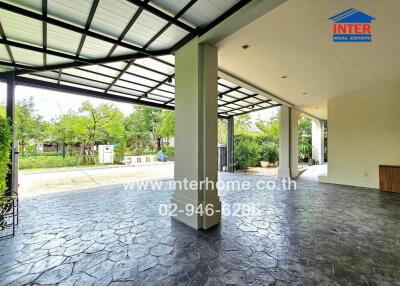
{"left": 0, "top": 0, "right": 279, "bottom": 117}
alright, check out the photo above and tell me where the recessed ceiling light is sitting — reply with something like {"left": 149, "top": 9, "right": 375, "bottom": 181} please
{"left": 281, "top": 75, "right": 288, "bottom": 79}
{"left": 241, "top": 44, "right": 250, "bottom": 50}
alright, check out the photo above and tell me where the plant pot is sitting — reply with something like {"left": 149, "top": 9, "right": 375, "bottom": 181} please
{"left": 308, "top": 159, "right": 315, "bottom": 166}
{"left": 260, "top": 161, "right": 269, "bottom": 168}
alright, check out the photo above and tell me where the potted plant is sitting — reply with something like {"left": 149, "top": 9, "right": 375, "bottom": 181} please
{"left": 260, "top": 142, "right": 278, "bottom": 168}
{"left": 267, "top": 142, "right": 279, "bottom": 167}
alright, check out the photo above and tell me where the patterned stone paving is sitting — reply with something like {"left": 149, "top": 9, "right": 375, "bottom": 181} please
{"left": 1, "top": 173, "right": 400, "bottom": 285}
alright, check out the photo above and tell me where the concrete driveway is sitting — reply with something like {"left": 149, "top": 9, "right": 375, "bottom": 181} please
{"left": 18, "top": 163, "right": 174, "bottom": 197}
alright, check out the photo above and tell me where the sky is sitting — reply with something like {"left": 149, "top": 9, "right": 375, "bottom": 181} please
{"left": 0, "top": 83, "right": 277, "bottom": 123}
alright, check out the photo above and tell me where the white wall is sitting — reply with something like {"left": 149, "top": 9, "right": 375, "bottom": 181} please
{"left": 325, "top": 89, "right": 400, "bottom": 188}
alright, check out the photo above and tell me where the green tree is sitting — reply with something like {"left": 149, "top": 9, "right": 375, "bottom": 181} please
{"left": 218, "top": 119, "right": 227, "bottom": 145}
{"left": 234, "top": 114, "right": 251, "bottom": 133}
{"left": 79, "top": 102, "right": 124, "bottom": 146}
{"left": 255, "top": 116, "right": 279, "bottom": 143}
{"left": 0, "top": 104, "right": 5, "bottom": 118}
{"left": 156, "top": 110, "right": 175, "bottom": 139}
{"left": 0, "top": 117, "right": 11, "bottom": 194}
{"left": 50, "top": 112, "right": 87, "bottom": 154}
{"left": 14, "top": 97, "right": 46, "bottom": 155}
{"left": 298, "top": 116, "right": 312, "bottom": 160}
{"left": 124, "top": 106, "right": 164, "bottom": 151}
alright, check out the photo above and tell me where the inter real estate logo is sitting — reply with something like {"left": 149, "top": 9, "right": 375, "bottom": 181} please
{"left": 328, "top": 8, "right": 376, "bottom": 42}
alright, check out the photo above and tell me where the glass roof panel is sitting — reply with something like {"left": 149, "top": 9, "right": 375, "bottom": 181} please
{"left": 48, "top": 0, "right": 92, "bottom": 27}
{"left": 90, "top": 0, "right": 138, "bottom": 40}
{"left": 123, "top": 10, "right": 168, "bottom": 48}
{"left": 47, "top": 24, "right": 82, "bottom": 55}
{"left": 148, "top": 25, "right": 188, "bottom": 50}
{"left": 0, "top": 9, "right": 42, "bottom": 46}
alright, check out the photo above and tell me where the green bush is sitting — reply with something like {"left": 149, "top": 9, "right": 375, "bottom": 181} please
{"left": 115, "top": 140, "right": 126, "bottom": 164}
{"left": 162, "top": 146, "right": 174, "bottom": 161}
{"left": 260, "top": 141, "right": 279, "bottom": 163}
{"left": 0, "top": 117, "right": 11, "bottom": 194}
{"left": 19, "top": 156, "right": 80, "bottom": 170}
{"left": 234, "top": 137, "right": 260, "bottom": 170}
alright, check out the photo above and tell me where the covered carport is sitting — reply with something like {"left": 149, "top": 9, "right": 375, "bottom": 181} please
{"left": 0, "top": 0, "right": 286, "bottom": 229}
{"left": 1, "top": 1, "right": 400, "bottom": 285}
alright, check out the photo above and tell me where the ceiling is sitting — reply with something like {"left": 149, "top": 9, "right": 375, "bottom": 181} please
{"left": 0, "top": 0, "right": 282, "bottom": 117}
{"left": 217, "top": 0, "right": 400, "bottom": 119}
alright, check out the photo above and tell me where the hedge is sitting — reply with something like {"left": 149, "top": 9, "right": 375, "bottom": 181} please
{"left": 0, "top": 117, "right": 11, "bottom": 194}
{"left": 234, "top": 132, "right": 279, "bottom": 170}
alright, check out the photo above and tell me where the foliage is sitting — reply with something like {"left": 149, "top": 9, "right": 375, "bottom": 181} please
{"left": 218, "top": 119, "right": 227, "bottom": 145}
{"left": 234, "top": 136, "right": 260, "bottom": 170}
{"left": 19, "top": 155, "right": 100, "bottom": 170}
{"left": 15, "top": 97, "right": 46, "bottom": 155}
{"left": 124, "top": 106, "right": 174, "bottom": 151}
{"left": 298, "top": 116, "right": 312, "bottom": 160}
{"left": 80, "top": 102, "right": 124, "bottom": 145}
{"left": 234, "top": 114, "right": 251, "bottom": 133}
{"left": 115, "top": 139, "right": 126, "bottom": 164}
{"left": 162, "top": 146, "right": 174, "bottom": 161}
{"left": 255, "top": 116, "right": 279, "bottom": 143}
{"left": 0, "top": 117, "right": 11, "bottom": 194}
{"left": 260, "top": 141, "right": 279, "bottom": 163}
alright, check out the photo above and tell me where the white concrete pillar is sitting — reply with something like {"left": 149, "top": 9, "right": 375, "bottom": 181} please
{"left": 278, "top": 106, "right": 300, "bottom": 178}
{"left": 172, "top": 38, "right": 221, "bottom": 230}
{"left": 278, "top": 106, "right": 290, "bottom": 178}
{"left": 312, "top": 120, "right": 325, "bottom": 165}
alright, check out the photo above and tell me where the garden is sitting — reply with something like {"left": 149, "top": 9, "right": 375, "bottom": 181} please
{"left": 0, "top": 98, "right": 175, "bottom": 170}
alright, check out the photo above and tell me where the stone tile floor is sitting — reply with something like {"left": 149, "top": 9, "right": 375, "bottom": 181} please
{"left": 1, "top": 173, "right": 400, "bottom": 285}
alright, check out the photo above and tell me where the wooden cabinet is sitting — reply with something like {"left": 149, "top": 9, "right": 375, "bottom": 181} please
{"left": 379, "top": 165, "right": 400, "bottom": 193}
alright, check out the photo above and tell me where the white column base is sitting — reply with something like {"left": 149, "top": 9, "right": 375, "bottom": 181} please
{"left": 278, "top": 167, "right": 291, "bottom": 178}
{"left": 171, "top": 194, "right": 221, "bottom": 230}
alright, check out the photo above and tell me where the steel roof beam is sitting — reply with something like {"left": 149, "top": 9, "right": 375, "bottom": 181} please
{"left": 76, "top": 0, "right": 99, "bottom": 57}
{"left": 0, "top": 23, "right": 15, "bottom": 64}
{"left": 126, "top": 0, "right": 195, "bottom": 32}
{"left": 42, "top": 0, "right": 47, "bottom": 66}
{"left": 0, "top": 1, "right": 150, "bottom": 55}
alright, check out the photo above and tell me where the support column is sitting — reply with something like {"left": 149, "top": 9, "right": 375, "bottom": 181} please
{"left": 5, "top": 73, "right": 15, "bottom": 196}
{"left": 312, "top": 120, "right": 325, "bottom": 165}
{"left": 278, "top": 106, "right": 300, "bottom": 178}
{"left": 172, "top": 38, "right": 221, "bottom": 230}
{"left": 227, "top": 116, "right": 234, "bottom": 172}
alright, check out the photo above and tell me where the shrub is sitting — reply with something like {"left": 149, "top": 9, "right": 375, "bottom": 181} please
{"left": 162, "top": 146, "right": 174, "bottom": 161}
{"left": 115, "top": 140, "right": 126, "bottom": 164}
{"left": 260, "top": 141, "right": 279, "bottom": 163}
{"left": 19, "top": 156, "right": 80, "bottom": 170}
{"left": 0, "top": 118, "right": 11, "bottom": 194}
{"left": 234, "top": 137, "right": 260, "bottom": 170}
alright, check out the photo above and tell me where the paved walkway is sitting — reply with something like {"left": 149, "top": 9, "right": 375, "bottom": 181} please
{"left": 19, "top": 163, "right": 174, "bottom": 197}
{"left": 299, "top": 164, "right": 328, "bottom": 182}
{"left": 1, "top": 173, "right": 400, "bottom": 285}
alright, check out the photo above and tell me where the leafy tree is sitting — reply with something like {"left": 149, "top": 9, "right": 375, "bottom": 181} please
{"left": 50, "top": 112, "right": 87, "bottom": 154}
{"left": 234, "top": 114, "right": 251, "bottom": 133}
{"left": 0, "top": 117, "right": 11, "bottom": 194}
{"left": 218, "top": 119, "right": 227, "bottom": 145}
{"left": 298, "top": 116, "right": 312, "bottom": 160}
{"left": 255, "top": 116, "right": 279, "bottom": 143}
{"left": 0, "top": 104, "right": 5, "bottom": 118}
{"left": 14, "top": 97, "right": 46, "bottom": 155}
{"left": 156, "top": 110, "right": 175, "bottom": 139}
{"left": 79, "top": 102, "right": 124, "bottom": 146}
{"left": 124, "top": 106, "right": 167, "bottom": 151}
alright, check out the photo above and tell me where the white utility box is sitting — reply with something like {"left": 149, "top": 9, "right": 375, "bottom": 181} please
{"left": 98, "top": 145, "right": 114, "bottom": 164}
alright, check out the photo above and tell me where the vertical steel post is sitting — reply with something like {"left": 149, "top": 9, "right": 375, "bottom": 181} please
{"left": 5, "top": 73, "right": 15, "bottom": 196}
{"left": 227, "top": 116, "right": 234, "bottom": 172}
